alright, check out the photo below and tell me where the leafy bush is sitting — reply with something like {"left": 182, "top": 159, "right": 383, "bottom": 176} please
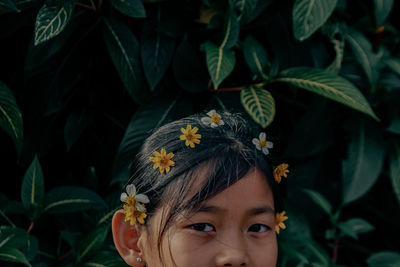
{"left": 1, "top": 0, "right": 400, "bottom": 266}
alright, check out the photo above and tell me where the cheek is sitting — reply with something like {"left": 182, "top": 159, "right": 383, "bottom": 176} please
{"left": 161, "top": 231, "right": 214, "bottom": 266}
{"left": 250, "top": 233, "right": 278, "bottom": 266}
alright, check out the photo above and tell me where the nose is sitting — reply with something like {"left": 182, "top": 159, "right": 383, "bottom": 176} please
{"left": 214, "top": 235, "right": 249, "bottom": 267}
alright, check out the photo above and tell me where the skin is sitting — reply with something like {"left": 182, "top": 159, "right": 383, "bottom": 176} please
{"left": 112, "top": 167, "right": 277, "bottom": 267}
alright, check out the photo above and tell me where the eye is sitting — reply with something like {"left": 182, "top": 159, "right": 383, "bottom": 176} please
{"left": 189, "top": 223, "right": 215, "bottom": 232}
{"left": 248, "top": 224, "right": 270, "bottom": 233}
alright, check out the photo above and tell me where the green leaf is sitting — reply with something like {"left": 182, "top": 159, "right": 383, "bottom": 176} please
{"left": 34, "top": 0, "right": 76, "bottom": 46}
{"left": 0, "top": 0, "right": 20, "bottom": 14}
{"left": 374, "top": 0, "right": 394, "bottom": 26}
{"left": 303, "top": 239, "right": 330, "bottom": 266}
{"left": 338, "top": 217, "right": 374, "bottom": 240}
{"left": 24, "top": 235, "right": 38, "bottom": 261}
{"left": 0, "top": 226, "right": 28, "bottom": 249}
{"left": 367, "top": 251, "right": 400, "bottom": 267}
{"left": 240, "top": 86, "right": 275, "bottom": 128}
{"left": 342, "top": 121, "right": 385, "bottom": 205}
{"left": 389, "top": 141, "right": 400, "bottom": 206}
{"left": 79, "top": 252, "right": 125, "bottom": 267}
{"left": 205, "top": 9, "right": 238, "bottom": 89}
{"left": 0, "top": 247, "right": 31, "bottom": 266}
{"left": 141, "top": 8, "right": 176, "bottom": 90}
{"left": 44, "top": 186, "right": 106, "bottom": 214}
{"left": 279, "top": 241, "right": 310, "bottom": 265}
{"left": 112, "top": 97, "right": 178, "bottom": 185}
{"left": 344, "top": 28, "right": 381, "bottom": 91}
{"left": 385, "top": 57, "right": 400, "bottom": 76}
{"left": 233, "top": 0, "right": 258, "bottom": 22}
{"left": 110, "top": 0, "right": 146, "bottom": 18}
{"left": 21, "top": 155, "right": 45, "bottom": 220}
{"left": 239, "top": 0, "right": 273, "bottom": 24}
{"left": 292, "top": 0, "right": 338, "bottom": 41}
{"left": 322, "top": 23, "right": 345, "bottom": 74}
{"left": 64, "top": 109, "right": 93, "bottom": 151}
{"left": 173, "top": 36, "right": 209, "bottom": 93}
{"left": 205, "top": 41, "right": 236, "bottom": 89}
{"left": 0, "top": 81, "right": 23, "bottom": 157}
{"left": 302, "top": 189, "right": 332, "bottom": 216}
{"left": 281, "top": 238, "right": 329, "bottom": 266}
{"left": 387, "top": 115, "right": 400, "bottom": 135}
{"left": 216, "top": 8, "right": 239, "bottom": 49}
{"left": 60, "top": 230, "right": 80, "bottom": 250}
{"left": 103, "top": 18, "right": 147, "bottom": 104}
{"left": 77, "top": 224, "right": 109, "bottom": 262}
{"left": 242, "top": 35, "right": 270, "bottom": 79}
{"left": 276, "top": 67, "right": 379, "bottom": 121}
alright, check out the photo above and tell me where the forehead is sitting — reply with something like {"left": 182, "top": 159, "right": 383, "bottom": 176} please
{"left": 185, "top": 166, "right": 274, "bottom": 211}
{"left": 203, "top": 167, "right": 274, "bottom": 208}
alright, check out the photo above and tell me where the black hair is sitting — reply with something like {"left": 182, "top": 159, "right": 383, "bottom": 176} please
{"left": 127, "top": 110, "right": 279, "bottom": 263}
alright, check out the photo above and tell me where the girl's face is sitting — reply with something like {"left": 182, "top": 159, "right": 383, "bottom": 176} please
{"left": 139, "top": 167, "right": 277, "bottom": 267}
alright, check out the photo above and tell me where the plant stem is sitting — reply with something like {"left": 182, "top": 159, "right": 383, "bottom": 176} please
{"left": 215, "top": 87, "right": 242, "bottom": 92}
{"left": 332, "top": 237, "right": 339, "bottom": 264}
{"left": 76, "top": 2, "right": 95, "bottom": 10}
{"left": 27, "top": 221, "right": 34, "bottom": 233}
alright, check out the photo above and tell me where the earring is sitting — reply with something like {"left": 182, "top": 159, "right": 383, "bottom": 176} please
{"left": 136, "top": 257, "right": 142, "bottom": 263}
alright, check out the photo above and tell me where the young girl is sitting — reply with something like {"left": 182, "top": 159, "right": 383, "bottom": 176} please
{"left": 112, "top": 110, "right": 287, "bottom": 267}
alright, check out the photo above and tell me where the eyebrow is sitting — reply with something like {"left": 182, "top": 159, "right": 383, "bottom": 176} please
{"left": 196, "top": 205, "right": 275, "bottom": 216}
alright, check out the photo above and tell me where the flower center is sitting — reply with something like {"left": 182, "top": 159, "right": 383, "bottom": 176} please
{"left": 160, "top": 156, "right": 169, "bottom": 166}
{"left": 126, "top": 195, "right": 136, "bottom": 205}
{"left": 211, "top": 114, "right": 221, "bottom": 123}
{"left": 133, "top": 210, "right": 142, "bottom": 217}
{"left": 186, "top": 132, "right": 193, "bottom": 141}
{"left": 259, "top": 140, "right": 266, "bottom": 147}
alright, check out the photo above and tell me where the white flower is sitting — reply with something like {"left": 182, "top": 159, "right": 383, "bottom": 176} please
{"left": 252, "top": 132, "right": 273, "bottom": 155}
{"left": 120, "top": 184, "right": 149, "bottom": 212}
{"left": 201, "top": 110, "right": 225, "bottom": 128}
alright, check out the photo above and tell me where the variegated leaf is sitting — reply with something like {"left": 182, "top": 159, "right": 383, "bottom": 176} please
{"left": 277, "top": 67, "right": 379, "bottom": 121}
{"left": 0, "top": 81, "right": 23, "bottom": 157}
{"left": 293, "top": 0, "right": 338, "bottom": 41}
{"left": 34, "top": 1, "right": 75, "bottom": 45}
{"left": 241, "top": 86, "right": 275, "bottom": 128}
{"left": 205, "top": 41, "right": 236, "bottom": 89}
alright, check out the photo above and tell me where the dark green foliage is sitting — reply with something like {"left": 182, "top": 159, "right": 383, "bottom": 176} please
{"left": 0, "top": 0, "right": 400, "bottom": 266}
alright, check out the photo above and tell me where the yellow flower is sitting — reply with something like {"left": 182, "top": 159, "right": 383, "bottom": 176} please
{"left": 121, "top": 184, "right": 149, "bottom": 225}
{"left": 123, "top": 196, "right": 147, "bottom": 225}
{"left": 275, "top": 211, "right": 288, "bottom": 234}
{"left": 180, "top": 124, "right": 201, "bottom": 148}
{"left": 273, "top": 163, "right": 289, "bottom": 183}
{"left": 149, "top": 148, "right": 175, "bottom": 174}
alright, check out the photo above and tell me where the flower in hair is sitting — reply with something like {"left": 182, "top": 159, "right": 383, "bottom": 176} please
{"left": 149, "top": 148, "right": 175, "bottom": 174}
{"left": 201, "top": 110, "right": 225, "bottom": 127}
{"left": 273, "top": 163, "right": 289, "bottom": 183}
{"left": 252, "top": 132, "right": 273, "bottom": 155}
{"left": 121, "top": 184, "right": 149, "bottom": 225}
{"left": 180, "top": 124, "right": 201, "bottom": 148}
{"left": 275, "top": 211, "right": 288, "bottom": 234}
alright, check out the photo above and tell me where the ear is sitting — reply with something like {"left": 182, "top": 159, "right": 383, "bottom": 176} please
{"left": 112, "top": 210, "right": 145, "bottom": 267}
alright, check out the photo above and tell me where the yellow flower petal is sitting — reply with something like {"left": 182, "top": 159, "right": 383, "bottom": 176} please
{"left": 149, "top": 148, "right": 175, "bottom": 174}
{"left": 275, "top": 211, "right": 288, "bottom": 234}
{"left": 179, "top": 125, "right": 201, "bottom": 148}
{"left": 274, "top": 163, "right": 289, "bottom": 183}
